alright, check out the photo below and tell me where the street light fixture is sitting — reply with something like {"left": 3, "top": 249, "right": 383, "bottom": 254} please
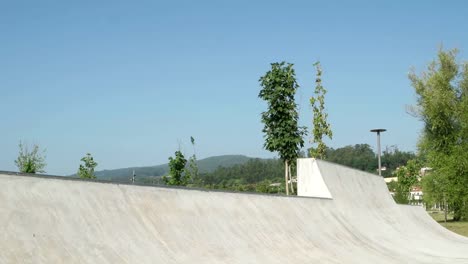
{"left": 370, "top": 128, "right": 386, "bottom": 176}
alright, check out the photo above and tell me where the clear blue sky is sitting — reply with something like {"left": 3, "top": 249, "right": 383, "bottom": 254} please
{"left": 1, "top": 0, "right": 467, "bottom": 175}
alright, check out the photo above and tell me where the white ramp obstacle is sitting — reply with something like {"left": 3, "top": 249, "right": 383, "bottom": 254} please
{"left": 297, "top": 158, "right": 332, "bottom": 198}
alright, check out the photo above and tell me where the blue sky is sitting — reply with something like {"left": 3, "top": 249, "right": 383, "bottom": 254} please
{"left": 1, "top": 0, "right": 467, "bottom": 175}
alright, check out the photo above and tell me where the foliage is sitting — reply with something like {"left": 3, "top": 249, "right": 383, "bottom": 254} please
{"left": 409, "top": 48, "right": 468, "bottom": 220}
{"left": 422, "top": 170, "right": 449, "bottom": 210}
{"left": 255, "top": 180, "right": 284, "bottom": 194}
{"left": 386, "top": 180, "right": 398, "bottom": 192}
{"left": 14, "top": 141, "right": 46, "bottom": 174}
{"left": 381, "top": 146, "right": 418, "bottom": 177}
{"left": 393, "top": 185, "right": 410, "bottom": 204}
{"left": 163, "top": 151, "right": 189, "bottom": 186}
{"left": 258, "top": 61, "right": 306, "bottom": 162}
{"left": 259, "top": 61, "right": 306, "bottom": 194}
{"left": 93, "top": 154, "right": 250, "bottom": 181}
{"left": 191, "top": 145, "right": 415, "bottom": 195}
{"left": 201, "top": 158, "right": 283, "bottom": 185}
{"left": 319, "top": 144, "right": 376, "bottom": 172}
{"left": 197, "top": 158, "right": 285, "bottom": 193}
{"left": 313, "top": 144, "right": 416, "bottom": 176}
{"left": 186, "top": 136, "right": 200, "bottom": 185}
{"left": 77, "top": 153, "right": 98, "bottom": 179}
{"left": 392, "top": 159, "right": 420, "bottom": 204}
{"left": 309, "top": 61, "right": 333, "bottom": 159}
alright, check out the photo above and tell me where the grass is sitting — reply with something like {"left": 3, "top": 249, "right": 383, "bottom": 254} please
{"left": 428, "top": 211, "right": 468, "bottom": 237}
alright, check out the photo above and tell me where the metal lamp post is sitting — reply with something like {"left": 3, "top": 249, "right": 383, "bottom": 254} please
{"left": 370, "top": 129, "right": 386, "bottom": 176}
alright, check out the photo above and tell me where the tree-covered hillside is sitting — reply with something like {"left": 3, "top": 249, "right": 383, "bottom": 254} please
{"left": 82, "top": 145, "right": 415, "bottom": 194}
{"left": 92, "top": 155, "right": 252, "bottom": 182}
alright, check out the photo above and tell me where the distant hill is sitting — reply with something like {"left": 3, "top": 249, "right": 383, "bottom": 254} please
{"left": 93, "top": 155, "right": 253, "bottom": 182}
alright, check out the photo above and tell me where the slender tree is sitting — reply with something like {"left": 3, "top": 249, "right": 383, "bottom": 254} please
{"left": 15, "top": 141, "right": 46, "bottom": 173}
{"left": 77, "top": 153, "right": 98, "bottom": 179}
{"left": 309, "top": 61, "right": 333, "bottom": 159}
{"left": 409, "top": 48, "right": 468, "bottom": 220}
{"left": 259, "top": 62, "right": 306, "bottom": 195}
{"left": 186, "top": 136, "right": 199, "bottom": 185}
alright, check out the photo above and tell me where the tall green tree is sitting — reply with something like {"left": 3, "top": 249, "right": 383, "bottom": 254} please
{"left": 14, "top": 141, "right": 46, "bottom": 173}
{"left": 259, "top": 62, "right": 306, "bottom": 195}
{"left": 409, "top": 48, "right": 468, "bottom": 220}
{"left": 309, "top": 62, "right": 333, "bottom": 159}
{"left": 77, "top": 153, "right": 98, "bottom": 179}
{"left": 163, "top": 150, "right": 189, "bottom": 186}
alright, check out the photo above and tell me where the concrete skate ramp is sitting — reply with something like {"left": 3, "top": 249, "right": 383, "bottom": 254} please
{"left": 1, "top": 160, "right": 468, "bottom": 264}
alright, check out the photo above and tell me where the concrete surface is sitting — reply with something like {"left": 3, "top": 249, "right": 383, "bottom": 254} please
{"left": 1, "top": 160, "right": 467, "bottom": 263}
